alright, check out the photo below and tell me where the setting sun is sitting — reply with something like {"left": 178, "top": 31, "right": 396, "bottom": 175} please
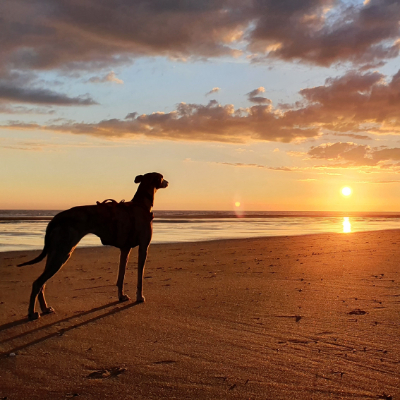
{"left": 341, "top": 187, "right": 352, "bottom": 196}
{"left": 235, "top": 201, "right": 241, "bottom": 207}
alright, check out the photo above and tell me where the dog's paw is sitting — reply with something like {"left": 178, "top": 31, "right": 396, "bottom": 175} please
{"left": 119, "top": 294, "right": 131, "bottom": 302}
{"left": 41, "top": 306, "right": 55, "bottom": 315}
{"left": 28, "top": 312, "right": 40, "bottom": 321}
{"left": 136, "top": 295, "right": 146, "bottom": 304}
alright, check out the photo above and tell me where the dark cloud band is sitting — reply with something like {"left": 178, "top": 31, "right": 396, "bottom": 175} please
{"left": 1, "top": 0, "right": 399, "bottom": 73}
{"left": 0, "top": 83, "right": 97, "bottom": 105}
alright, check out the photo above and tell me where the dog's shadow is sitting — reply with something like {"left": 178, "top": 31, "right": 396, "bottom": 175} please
{"left": 0, "top": 300, "right": 141, "bottom": 357}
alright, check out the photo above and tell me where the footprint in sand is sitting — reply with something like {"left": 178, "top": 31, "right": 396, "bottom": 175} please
{"left": 348, "top": 309, "right": 367, "bottom": 315}
{"left": 87, "top": 367, "right": 127, "bottom": 379}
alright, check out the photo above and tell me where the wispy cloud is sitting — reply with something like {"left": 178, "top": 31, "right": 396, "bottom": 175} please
{"left": 0, "top": 104, "right": 55, "bottom": 115}
{"left": 247, "top": 87, "right": 271, "bottom": 104}
{"left": 330, "top": 133, "right": 372, "bottom": 141}
{"left": 88, "top": 71, "right": 123, "bottom": 84}
{"left": 358, "top": 180, "right": 400, "bottom": 184}
{"left": 215, "top": 162, "right": 294, "bottom": 171}
{"left": 0, "top": 83, "right": 98, "bottom": 105}
{"left": 205, "top": 87, "right": 220, "bottom": 96}
{"left": 0, "top": 73, "right": 98, "bottom": 106}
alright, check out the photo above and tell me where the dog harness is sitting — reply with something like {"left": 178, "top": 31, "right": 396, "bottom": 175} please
{"left": 96, "top": 199, "right": 154, "bottom": 221}
{"left": 95, "top": 199, "right": 154, "bottom": 248}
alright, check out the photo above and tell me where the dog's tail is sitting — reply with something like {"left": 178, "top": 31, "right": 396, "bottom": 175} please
{"left": 17, "top": 245, "right": 47, "bottom": 267}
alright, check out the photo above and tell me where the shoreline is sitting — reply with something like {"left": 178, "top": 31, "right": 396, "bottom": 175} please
{"left": 3, "top": 211, "right": 400, "bottom": 222}
{"left": 2, "top": 227, "right": 400, "bottom": 255}
{"left": 1, "top": 229, "right": 399, "bottom": 398}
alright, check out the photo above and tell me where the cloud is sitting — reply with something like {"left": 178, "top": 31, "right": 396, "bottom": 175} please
{"left": 0, "top": 104, "right": 55, "bottom": 114}
{"left": 125, "top": 112, "right": 138, "bottom": 120}
{"left": 0, "top": 0, "right": 241, "bottom": 73}
{"left": 1, "top": 0, "right": 399, "bottom": 75}
{"left": 0, "top": 142, "right": 50, "bottom": 151}
{"left": 2, "top": 67, "right": 400, "bottom": 143}
{"left": 0, "top": 137, "right": 130, "bottom": 151}
{"left": 372, "top": 148, "right": 400, "bottom": 162}
{"left": 205, "top": 87, "right": 220, "bottom": 96}
{"left": 308, "top": 142, "right": 400, "bottom": 168}
{"left": 284, "top": 69, "right": 400, "bottom": 137}
{"left": 0, "top": 137, "right": 56, "bottom": 151}
{"left": 247, "top": 87, "right": 272, "bottom": 104}
{"left": 361, "top": 180, "right": 400, "bottom": 184}
{"left": 0, "top": 72, "right": 98, "bottom": 106}
{"left": 249, "top": 0, "right": 400, "bottom": 67}
{"left": 216, "top": 162, "right": 293, "bottom": 171}
{"left": 88, "top": 71, "right": 124, "bottom": 84}
{"left": 308, "top": 142, "right": 373, "bottom": 166}
{"left": 1, "top": 99, "right": 319, "bottom": 143}
{"left": 0, "top": 83, "right": 97, "bottom": 105}
{"left": 330, "top": 133, "right": 372, "bottom": 140}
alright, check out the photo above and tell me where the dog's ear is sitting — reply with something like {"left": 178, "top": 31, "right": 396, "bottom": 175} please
{"left": 134, "top": 175, "right": 143, "bottom": 184}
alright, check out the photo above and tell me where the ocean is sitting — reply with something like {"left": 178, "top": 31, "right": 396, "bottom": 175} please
{"left": 1, "top": 210, "right": 400, "bottom": 253}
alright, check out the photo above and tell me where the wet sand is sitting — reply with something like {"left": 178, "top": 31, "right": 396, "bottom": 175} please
{"left": 0, "top": 230, "right": 399, "bottom": 399}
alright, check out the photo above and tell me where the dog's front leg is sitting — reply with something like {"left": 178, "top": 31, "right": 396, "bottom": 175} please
{"left": 117, "top": 248, "right": 131, "bottom": 302}
{"left": 136, "top": 245, "right": 148, "bottom": 303}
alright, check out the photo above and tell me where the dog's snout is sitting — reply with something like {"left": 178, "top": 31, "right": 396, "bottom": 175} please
{"left": 161, "top": 179, "right": 169, "bottom": 188}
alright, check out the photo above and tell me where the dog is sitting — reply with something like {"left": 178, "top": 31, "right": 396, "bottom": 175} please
{"left": 18, "top": 172, "right": 168, "bottom": 320}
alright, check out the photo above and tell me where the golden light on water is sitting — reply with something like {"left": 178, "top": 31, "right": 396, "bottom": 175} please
{"left": 341, "top": 186, "right": 352, "bottom": 196}
{"left": 343, "top": 217, "right": 351, "bottom": 233}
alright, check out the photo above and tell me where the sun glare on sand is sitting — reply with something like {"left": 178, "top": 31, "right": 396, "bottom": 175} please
{"left": 341, "top": 187, "right": 352, "bottom": 196}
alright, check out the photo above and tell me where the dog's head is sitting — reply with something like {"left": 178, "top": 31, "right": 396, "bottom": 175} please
{"left": 134, "top": 172, "right": 168, "bottom": 190}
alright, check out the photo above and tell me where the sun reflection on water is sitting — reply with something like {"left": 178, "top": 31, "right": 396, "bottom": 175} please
{"left": 342, "top": 217, "right": 351, "bottom": 233}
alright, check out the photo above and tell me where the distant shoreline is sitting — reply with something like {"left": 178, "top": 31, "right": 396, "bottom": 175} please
{"left": 3, "top": 211, "right": 400, "bottom": 221}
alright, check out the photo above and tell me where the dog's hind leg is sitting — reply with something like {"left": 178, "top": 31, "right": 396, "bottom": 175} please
{"left": 136, "top": 244, "right": 149, "bottom": 303}
{"left": 28, "top": 268, "right": 61, "bottom": 320}
{"left": 117, "top": 248, "right": 131, "bottom": 302}
{"left": 28, "top": 243, "right": 77, "bottom": 320}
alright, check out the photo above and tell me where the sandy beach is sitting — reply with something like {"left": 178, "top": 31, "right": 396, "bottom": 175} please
{"left": 0, "top": 230, "right": 399, "bottom": 399}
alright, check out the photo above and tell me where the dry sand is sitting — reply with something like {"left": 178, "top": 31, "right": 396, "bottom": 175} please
{"left": 0, "top": 230, "right": 399, "bottom": 399}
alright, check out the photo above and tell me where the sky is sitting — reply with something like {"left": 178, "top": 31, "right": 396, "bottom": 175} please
{"left": 2, "top": 0, "right": 400, "bottom": 211}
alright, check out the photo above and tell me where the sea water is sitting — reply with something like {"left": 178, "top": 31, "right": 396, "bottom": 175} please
{"left": 1, "top": 210, "right": 400, "bottom": 252}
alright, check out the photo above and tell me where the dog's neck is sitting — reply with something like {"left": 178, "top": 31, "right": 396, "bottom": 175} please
{"left": 132, "top": 186, "right": 155, "bottom": 211}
